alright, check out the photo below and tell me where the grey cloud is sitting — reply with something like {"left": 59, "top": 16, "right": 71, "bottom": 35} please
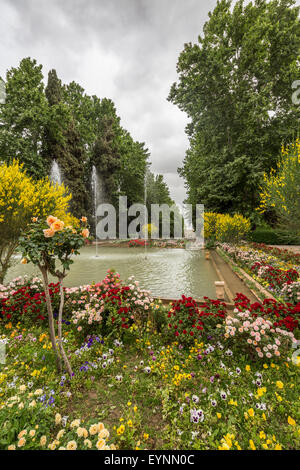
{"left": 0, "top": 0, "right": 221, "bottom": 204}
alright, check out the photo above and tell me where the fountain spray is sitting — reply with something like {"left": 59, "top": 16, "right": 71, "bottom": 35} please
{"left": 144, "top": 167, "right": 149, "bottom": 259}
{"left": 92, "top": 165, "right": 99, "bottom": 258}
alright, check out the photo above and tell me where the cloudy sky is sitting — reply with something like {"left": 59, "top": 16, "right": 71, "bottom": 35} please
{"left": 0, "top": 0, "right": 221, "bottom": 204}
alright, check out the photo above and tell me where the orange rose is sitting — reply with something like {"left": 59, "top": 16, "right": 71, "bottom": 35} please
{"left": 32, "top": 217, "right": 38, "bottom": 223}
{"left": 43, "top": 228, "right": 55, "bottom": 238}
{"left": 46, "top": 215, "right": 57, "bottom": 226}
{"left": 81, "top": 228, "right": 89, "bottom": 238}
{"left": 81, "top": 216, "right": 87, "bottom": 223}
{"left": 50, "top": 220, "right": 64, "bottom": 232}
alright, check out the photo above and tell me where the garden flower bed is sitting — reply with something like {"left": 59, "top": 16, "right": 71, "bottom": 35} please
{"left": 218, "top": 243, "right": 300, "bottom": 305}
{"left": 0, "top": 274, "right": 299, "bottom": 451}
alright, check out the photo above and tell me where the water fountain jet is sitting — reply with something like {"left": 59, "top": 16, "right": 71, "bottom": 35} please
{"left": 91, "top": 165, "right": 99, "bottom": 258}
{"left": 50, "top": 160, "right": 62, "bottom": 185}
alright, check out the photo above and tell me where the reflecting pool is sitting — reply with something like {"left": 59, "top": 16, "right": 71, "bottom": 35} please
{"left": 6, "top": 246, "right": 219, "bottom": 299}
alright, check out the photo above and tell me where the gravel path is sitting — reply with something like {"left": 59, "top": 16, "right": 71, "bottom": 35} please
{"left": 211, "top": 251, "right": 258, "bottom": 303}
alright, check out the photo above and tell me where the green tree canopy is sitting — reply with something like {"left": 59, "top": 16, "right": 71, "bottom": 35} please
{"left": 0, "top": 58, "right": 48, "bottom": 179}
{"left": 168, "top": 0, "right": 300, "bottom": 216}
{"left": 0, "top": 56, "right": 173, "bottom": 231}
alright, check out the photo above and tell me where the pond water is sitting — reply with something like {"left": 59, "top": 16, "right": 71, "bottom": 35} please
{"left": 6, "top": 246, "right": 219, "bottom": 299}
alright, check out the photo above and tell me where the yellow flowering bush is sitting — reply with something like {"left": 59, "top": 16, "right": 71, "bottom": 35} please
{"left": 0, "top": 160, "right": 76, "bottom": 283}
{"left": 204, "top": 212, "right": 220, "bottom": 239}
{"left": 204, "top": 212, "right": 250, "bottom": 244}
{"left": 258, "top": 140, "right": 300, "bottom": 232}
{"left": 215, "top": 214, "right": 251, "bottom": 243}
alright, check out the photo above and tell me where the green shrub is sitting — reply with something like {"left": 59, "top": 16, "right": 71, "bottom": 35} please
{"left": 249, "top": 228, "right": 300, "bottom": 245}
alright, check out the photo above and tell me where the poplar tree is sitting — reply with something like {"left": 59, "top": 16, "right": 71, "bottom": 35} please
{"left": 169, "top": 0, "right": 300, "bottom": 216}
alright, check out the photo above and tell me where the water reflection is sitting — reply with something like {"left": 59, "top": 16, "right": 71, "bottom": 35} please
{"left": 7, "top": 246, "right": 218, "bottom": 299}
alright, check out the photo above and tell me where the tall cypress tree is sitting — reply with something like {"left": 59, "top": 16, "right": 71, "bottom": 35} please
{"left": 92, "top": 99, "right": 121, "bottom": 204}
{"left": 43, "top": 69, "right": 88, "bottom": 216}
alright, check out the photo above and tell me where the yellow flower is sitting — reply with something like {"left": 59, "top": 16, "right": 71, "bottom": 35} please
{"left": 18, "top": 438, "right": 26, "bottom": 448}
{"left": 18, "top": 430, "right": 27, "bottom": 439}
{"left": 217, "top": 413, "right": 222, "bottom": 419}
{"left": 77, "top": 427, "right": 88, "bottom": 438}
{"left": 276, "top": 381, "right": 284, "bottom": 389}
{"left": 57, "top": 430, "right": 65, "bottom": 440}
{"left": 97, "top": 422, "right": 105, "bottom": 433}
{"left": 96, "top": 438, "right": 106, "bottom": 450}
{"left": 288, "top": 416, "right": 296, "bottom": 426}
{"left": 248, "top": 408, "right": 255, "bottom": 417}
{"left": 143, "top": 433, "right": 149, "bottom": 440}
{"left": 66, "top": 440, "right": 77, "bottom": 450}
{"left": 70, "top": 419, "right": 80, "bottom": 428}
{"left": 98, "top": 429, "right": 109, "bottom": 439}
{"left": 245, "top": 365, "right": 251, "bottom": 371}
{"left": 259, "top": 431, "right": 266, "bottom": 440}
{"left": 81, "top": 228, "right": 89, "bottom": 238}
{"left": 218, "top": 443, "right": 230, "bottom": 450}
{"left": 47, "top": 215, "right": 57, "bottom": 226}
{"left": 43, "top": 227, "right": 55, "bottom": 238}
{"left": 55, "top": 413, "right": 62, "bottom": 425}
{"left": 228, "top": 399, "right": 237, "bottom": 406}
{"left": 89, "top": 424, "right": 98, "bottom": 436}
{"left": 51, "top": 219, "right": 64, "bottom": 232}
{"left": 257, "top": 387, "right": 266, "bottom": 397}
{"left": 249, "top": 439, "right": 256, "bottom": 450}
{"left": 117, "top": 425, "right": 125, "bottom": 435}
{"left": 40, "top": 435, "right": 47, "bottom": 446}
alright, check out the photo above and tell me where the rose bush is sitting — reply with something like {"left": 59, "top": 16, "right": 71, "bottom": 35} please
{"left": 18, "top": 215, "right": 89, "bottom": 375}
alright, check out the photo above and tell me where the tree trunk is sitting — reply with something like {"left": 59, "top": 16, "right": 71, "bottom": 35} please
{"left": 39, "top": 266, "right": 62, "bottom": 372}
{"left": 0, "top": 241, "right": 18, "bottom": 284}
{"left": 57, "top": 275, "right": 73, "bottom": 377}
